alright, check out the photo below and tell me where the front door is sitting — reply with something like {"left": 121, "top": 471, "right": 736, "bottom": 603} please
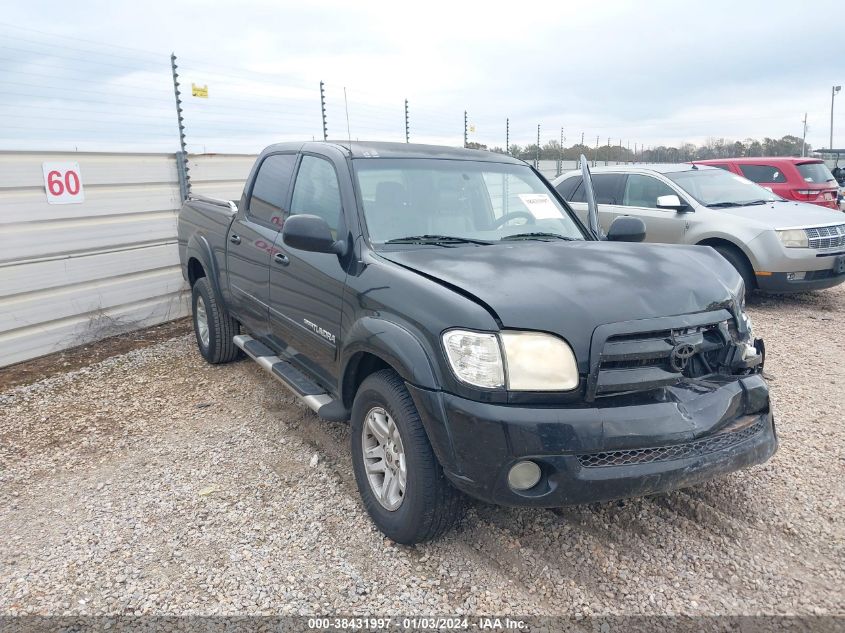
{"left": 225, "top": 152, "right": 298, "bottom": 337}
{"left": 617, "top": 174, "right": 689, "bottom": 243}
{"left": 268, "top": 154, "right": 347, "bottom": 386}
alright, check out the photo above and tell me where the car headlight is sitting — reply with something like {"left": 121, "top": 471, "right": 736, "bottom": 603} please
{"left": 777, "top": 229, "right": 809, "bottom": 248}
{"left": 442, "top": 329, "right": 578, "bottom": 391}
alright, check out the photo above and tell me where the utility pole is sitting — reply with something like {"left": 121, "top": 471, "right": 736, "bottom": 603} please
{"left": 802, "top": 112, "right": 808, "bottom": 157}
{"left": 506, "top": 118, "right": 509, "bottom": 155}
{"left": 606, "top": 137, "right": 610, "bottom": 166}
{"left": 404, "top": 99, "right": 410, "bottom": 143}
{"left": 170, "top": 53, "right": 190, "bottom": 202}
{"left": 463, "top": 110, "right": 468, "bottom": 148}
{"left": 558, "top": 127, "right": 564, "bottom": 176}
{"left": 535, "top": 124, "right": 540, "bottom": 168}
{"left": 319, "top": 81, "right": 328, "bottom": 141}
{"left": 831, "top": 86, "right": 841, "bottom": 150}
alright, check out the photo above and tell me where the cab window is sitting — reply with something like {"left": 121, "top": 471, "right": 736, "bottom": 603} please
{"left": 290, "top": 155, "right": 343, "bottom": 235}
{"left": 248, "top": 153, "right": 297, "bottom": 227}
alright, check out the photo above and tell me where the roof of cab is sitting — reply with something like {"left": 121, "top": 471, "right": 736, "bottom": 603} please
{"left": 260, "top": 140, "right": 525, "bottom": 164}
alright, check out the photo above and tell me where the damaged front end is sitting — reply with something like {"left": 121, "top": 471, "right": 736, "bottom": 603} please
{"left": 586, "top": 306, "right": 764, "bottom": 402}
{"left": 418, "top": 304, "right": 777, "bottom": 507}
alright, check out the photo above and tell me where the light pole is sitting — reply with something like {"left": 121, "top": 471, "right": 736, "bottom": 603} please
{"left": 832, "top": 85, "right": 841, "bottom": 150}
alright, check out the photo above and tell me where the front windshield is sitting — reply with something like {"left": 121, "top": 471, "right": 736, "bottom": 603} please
{"left": 667, "top": 168, "right": 782, "bottom": 207}
{"left": 353, "top": 158, "right": 586, "bottom": 245}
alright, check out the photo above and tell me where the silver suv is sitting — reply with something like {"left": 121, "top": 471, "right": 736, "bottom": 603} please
{"left": 553, "top": 164, "right": 845, "bottom": 293}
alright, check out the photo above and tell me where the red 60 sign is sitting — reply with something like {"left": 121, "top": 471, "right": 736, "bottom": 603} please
{"left": 42, "top": 162, "right": 85, "bottom": 205}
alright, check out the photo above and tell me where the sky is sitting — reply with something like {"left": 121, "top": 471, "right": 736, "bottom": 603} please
{"left": 1, "top": 0, "right": 843, "bottom": 154}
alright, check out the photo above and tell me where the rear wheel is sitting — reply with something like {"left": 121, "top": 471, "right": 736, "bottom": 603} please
{"left": 191, "top": 277, "right": 239, "bottom": 364}
{"left": 713, "top": 245, "right": 755, "bottom": 298}
{"left": 350, "top": 369, "right": 464, "bottom": 544}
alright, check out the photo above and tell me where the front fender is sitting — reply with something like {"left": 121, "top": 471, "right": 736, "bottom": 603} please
{"left": 340, "top": 317, "right": 439, "bottom": 391}
{"left": 340, "top": 316, "right": 460, "bottom": 474}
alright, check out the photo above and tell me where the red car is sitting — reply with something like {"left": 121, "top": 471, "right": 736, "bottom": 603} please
{"left": 695, "top": 157, "right": 840, "bottom": 210}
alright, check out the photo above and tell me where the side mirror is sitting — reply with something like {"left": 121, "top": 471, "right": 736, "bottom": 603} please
{"left": 607, "top": 216, "right": 646, "bottom": 242}
{"left": 656, "top": 194, "right": 692, "bottom": 212}
{"left": 282, "top": 214, "right": 346, "bottom": 255}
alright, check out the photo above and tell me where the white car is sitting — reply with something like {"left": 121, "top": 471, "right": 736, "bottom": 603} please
{"left": 553, "top": 164, "right": 845, "bottom": 294}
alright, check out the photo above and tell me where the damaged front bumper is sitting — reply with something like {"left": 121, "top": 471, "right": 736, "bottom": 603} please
{"left": 408, "top": 372, "right": 777, "bottom": 507}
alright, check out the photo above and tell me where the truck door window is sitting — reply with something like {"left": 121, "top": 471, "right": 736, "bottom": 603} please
{"left": 290, "top": 155, "right": 343, "bottom": 235}
{"left": 622, "top": 174, "right": 677, "bottom": 208}
{"left": 248, "top": 153, "right": 297, "bottom": 227}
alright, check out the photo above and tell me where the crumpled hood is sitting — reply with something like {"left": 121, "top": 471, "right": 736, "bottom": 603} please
{"left": 717, "top": 200, "right": 845, "bottom": 228}
{"left": 380, "top": 241, "right": 741, "bottom": 369}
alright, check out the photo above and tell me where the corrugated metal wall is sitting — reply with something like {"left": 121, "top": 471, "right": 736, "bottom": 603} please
{"left": 0, "top": 151, "right": 253, "bottom": 368}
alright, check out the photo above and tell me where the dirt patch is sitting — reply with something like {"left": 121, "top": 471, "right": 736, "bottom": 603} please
{"left": 0, "top": 318, "right": 192, "bottom": 391}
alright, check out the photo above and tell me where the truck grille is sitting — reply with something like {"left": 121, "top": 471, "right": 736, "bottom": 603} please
{"left": 589, "top": 319, "right": 729, "bottom": 399}
{"left": 805, "top": 224, "right": 845, "bottom": 250}
{"left": 576, "top": 417, "right": 765, "bottom": 468}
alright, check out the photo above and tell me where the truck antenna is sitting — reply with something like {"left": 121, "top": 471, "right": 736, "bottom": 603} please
{"left": 343, "top": 87, "right": 352, "bottom": 150}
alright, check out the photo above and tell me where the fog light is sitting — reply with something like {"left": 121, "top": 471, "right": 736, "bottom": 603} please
{"left": 507, "top": 461, "right": 541, "bottom": 491}
{"left": 786, "top": 271, "right": 806, "bottom": 281}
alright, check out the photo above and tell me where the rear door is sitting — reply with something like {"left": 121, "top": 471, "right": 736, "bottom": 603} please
{"left": 226, "top": 152, "right": 298, "bottom": 337}
{"left": 268, "top": 152, "right": 349, "bottom": 386}
{"left": 617, "top": 173, "right": 689, "bottom": 243}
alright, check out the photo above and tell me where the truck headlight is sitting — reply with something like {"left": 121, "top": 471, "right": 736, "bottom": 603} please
{"left": 776, "top": 229, "right": 808, "bottom": 248}
{"left": 500, "top": 331, "right": 579, "bottom": 391}
{"left": 442, "top": 330, "right": 578, "bottom": 391}
{"left": 442, "top": 330, "right": 505, "bottom": 388}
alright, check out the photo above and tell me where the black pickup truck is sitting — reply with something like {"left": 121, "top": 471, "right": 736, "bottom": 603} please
{"left": 177, "top": 141, "right": 777, "bottom": 544}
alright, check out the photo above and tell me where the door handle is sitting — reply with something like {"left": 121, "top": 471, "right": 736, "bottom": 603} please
{"left": 273, "top": 253, "right": 290, "bottom": 266}
{"left": 229, "top": 234, "right": 241, "bottom": 245}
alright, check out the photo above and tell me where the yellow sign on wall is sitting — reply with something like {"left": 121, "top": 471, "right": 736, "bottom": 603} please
{"left": 191, "top": 83, "right": 208, "bottom": 98}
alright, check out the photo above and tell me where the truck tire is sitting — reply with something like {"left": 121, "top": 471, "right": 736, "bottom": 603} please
{"left": 713, "top": 245, "right": 755, "bottom": 298}
{"left": 350, "top": 369, "right": 464, "bottom": 544}
{"left": 191, "top": 277, "right": 239, "bottom": 364}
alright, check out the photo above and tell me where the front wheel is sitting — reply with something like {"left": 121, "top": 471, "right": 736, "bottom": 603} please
{"left": 713, "top": 245, "right": 755, "bottom": 298}
{"left": 350, "top": 369, "right": 465, "bottom": 544}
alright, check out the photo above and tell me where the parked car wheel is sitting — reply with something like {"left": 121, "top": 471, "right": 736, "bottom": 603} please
{"left": 350, "top": 369, "right": 464, "bottom": 544}
{"left": 713, "top": 245, "right": 755, "bottom": 297}
{"left": 191, "top": 277, "right": 240, "bottom": 364}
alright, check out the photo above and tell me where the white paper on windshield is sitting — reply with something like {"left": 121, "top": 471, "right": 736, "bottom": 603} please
{"left": 517, "top": 193, "right": 564, "bottom": 219}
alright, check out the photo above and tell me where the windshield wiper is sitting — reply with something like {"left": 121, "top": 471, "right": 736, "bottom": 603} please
{"left": 500, "top": 232, "right": 577, "bottom": 241}
{"left": 384, "top": 234, "right": 494, "bottom": 246}
{"left": 705, "top": 201, "right": 742, "bottom": 208}
{"left": 707, "top": 199, "right": 772, "bottom": 208}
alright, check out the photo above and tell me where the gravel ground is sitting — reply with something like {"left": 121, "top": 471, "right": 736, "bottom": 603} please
{"left": 0, "top": 288, "right": 843, "bottom": 618}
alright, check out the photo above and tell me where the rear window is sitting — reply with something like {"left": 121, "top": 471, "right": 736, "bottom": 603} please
{"left": 796, "top": 162, "right": 835, "bottom": 184}
{"left": 569, "top": 174, "right": 625, "bottom": 204}
{"left": 738, "top": 164, "right": 787, "bottom": 184}
{"left": 554, "top": 175, "right": 581, "bottom": 200}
